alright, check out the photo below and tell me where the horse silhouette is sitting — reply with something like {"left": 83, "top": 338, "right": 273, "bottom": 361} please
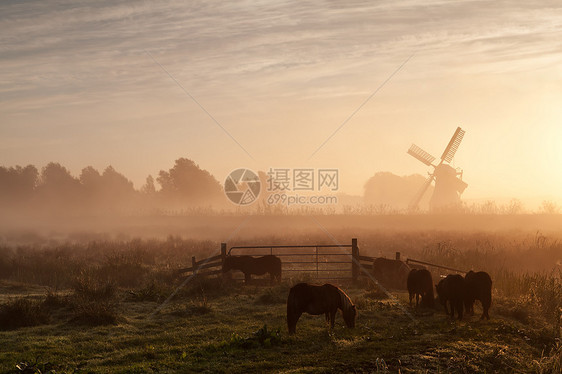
{"left": 222, "top": 255, "right": 281, "bottom": 284}
{"left": 436, "top": 274, "right": 466, "bottom": 320}
{"left": 407, "top": 268, "right": 434, "bottom": 308}
{"left": 286, "top": 283, "right": 356, "bottom": 335}
{"left": 464, "top": 270, "right": 492, "bottom": 320}
{"left": 372, "top": 258, "right": 411, "bottom": 290}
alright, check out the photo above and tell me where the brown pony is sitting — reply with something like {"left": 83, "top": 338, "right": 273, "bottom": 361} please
{"left": 372, "top": 258, "right": 411, "bottom": 290}
{"left": 287, "top": 283, "right": 356, "bottom": 335}
{"left": 222, "top": 255, "right": 281, "bottom": 283}
{"left": 464, "top": 270, "right": 492, "bottom": 320}
{"left": 407, "top": 268, "right": 435, "bottom": 308}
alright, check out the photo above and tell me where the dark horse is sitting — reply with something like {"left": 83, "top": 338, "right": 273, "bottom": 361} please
{"left": 436, "top": 274, "right": 466, "bottom": 320}
{"left": 464, "top": 270, "right": 492, "bottom": 320}
{"left": 222, "top": 255, "right": 281, "bottom": 283}
{"left": 372, "top": 258, "right": 411, "bottom": 290}
{"left": 407, "top": 269, "right": 434, "bottom": 308}
{"left": 286, "top": 283, "right": 356, "bottom": 335}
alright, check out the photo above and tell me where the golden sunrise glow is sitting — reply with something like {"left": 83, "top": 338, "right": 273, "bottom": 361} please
{"left": 1, "top": 1, "right": 561, "bottom": 209}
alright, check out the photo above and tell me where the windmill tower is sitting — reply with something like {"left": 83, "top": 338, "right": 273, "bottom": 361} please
{"left": 407, "top": 127, "right": 468, "bottom": 211}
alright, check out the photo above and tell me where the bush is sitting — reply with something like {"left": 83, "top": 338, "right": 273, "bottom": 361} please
{"left": 70, "top": 274, "right": 119, "bottom": 325}
{"left": 178, "top": 276, "right": 232, "bottom": 298}
{"left": 96, "top": 252, "right": 147, "bottom": 288}
{"left": 127, "top": 280, "right": 171, "bottom": 303}
{"left": 363, "top": 285, "right": 388, "bottom": 300}
{"left": 494, "top": 297, "right": 532, "bottom": 325}
{"left": 72, "top": 274, "right": 116, "bottom": 302}
{"left": 0, "top": 298, "right": 49, "bottom": 330}
{"left": 42, "top": 290, "right": 68, "bottom": 310}
{"left": 169, "top": 297, "right": 212, "bottom": 317}
{"left": 255, "top": 286, "right": 287, "bottom": 305}
{"left": 70, "top": 299, "right": 119, "bottom": 326}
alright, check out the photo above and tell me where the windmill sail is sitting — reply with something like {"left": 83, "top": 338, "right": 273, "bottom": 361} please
{"left": 409, "top": 175, "right": 434, "bottom": 210}
{"left": 408, "top": 144, "right": 436, "bottom": 166}
{"left": 440, "top": 127, "right": 465, "bottom": 163}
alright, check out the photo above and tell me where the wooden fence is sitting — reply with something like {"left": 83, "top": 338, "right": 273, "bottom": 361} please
{"left": 178, "top": 240, "right": 467, "bottom": 282}
{"left": 179, "top": 239, "right": 362, "bottom": 282}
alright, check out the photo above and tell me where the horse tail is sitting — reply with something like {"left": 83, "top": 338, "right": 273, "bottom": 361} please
{"left": 287, "top": 286, "right": 298, "bottom": 334}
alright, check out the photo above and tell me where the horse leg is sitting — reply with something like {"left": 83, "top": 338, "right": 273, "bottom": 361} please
{"left": 330, "top": 310, "right": 336, "bottom": 329}
{"left": 482, "top": 299, "right": 490, "bottom": 320}
{"left": 244, "top": 273, "right": 251, "bottom": 284}
{"left": 442, "top": 297, "right": 449, "bottom": 315}
{"left": 288, "top": 311, "right": 301, "bottom": 335}
{"left": 416, "top": 293, "right": 420, "bottom": 308}
{"left": 466, "top": 298, "right": 474, "bottom": 316}
{"left": 456, "top": 300, "right": 464, "bottom": 321}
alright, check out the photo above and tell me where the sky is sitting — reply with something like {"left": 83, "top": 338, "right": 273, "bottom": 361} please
{"left": 1, "top": 0, "right": 561, "bottom": 206}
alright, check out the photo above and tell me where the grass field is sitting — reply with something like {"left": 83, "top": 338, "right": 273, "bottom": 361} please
{"left": 0, "top": 276, "right": 560, "bottom": 373}
{"left": 0, "top": 218, "right": 561, "bottom": 373}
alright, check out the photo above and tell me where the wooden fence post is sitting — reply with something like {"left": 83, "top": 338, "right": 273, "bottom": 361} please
{"left": 395, "top": 252, "right": 401, "bottom": 261}
{"left": 352, "top": 238, "right": 359, "bottom": 283}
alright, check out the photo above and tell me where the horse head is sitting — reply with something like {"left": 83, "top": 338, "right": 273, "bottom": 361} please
{"left": 343, "top": 303, "right": 357, "bottom": 328}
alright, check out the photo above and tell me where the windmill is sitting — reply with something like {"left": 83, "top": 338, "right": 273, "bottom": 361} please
{"left": 407, "top": 127, "right": 468, "bottom": 211}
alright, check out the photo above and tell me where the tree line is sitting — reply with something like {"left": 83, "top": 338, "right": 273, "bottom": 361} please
{"left": 0, "top": 158, "right": 225, "bottom": 216}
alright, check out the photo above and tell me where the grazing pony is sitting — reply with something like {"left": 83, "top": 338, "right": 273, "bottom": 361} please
{"left": 436, "top": 274, "right": 466, "bottom": 320}
{"left": 464, "top": 270, "right": 492, "bottom": 320}
{"left": 287, "top": 283, "right": 356, "bottom": 334}
{"left": 222, "top": 255, "right": 282, "bottom": 284}
{"left": 372, "top": 258, "right": 411, "bottom": 290}
{"left": 407, "top": 269, "right": 435, "bottom": 308}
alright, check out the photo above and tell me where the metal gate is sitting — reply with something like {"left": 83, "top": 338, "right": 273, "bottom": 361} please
{"left": 228, "top": 239, "right": 358, "bottom": 281}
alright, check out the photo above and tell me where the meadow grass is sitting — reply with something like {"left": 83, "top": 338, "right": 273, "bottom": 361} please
{"left": 0, "top": 279, "right": 560, "bottom": 373}
{"left": 0, "top": 226, "right": 561, "bottom": 372}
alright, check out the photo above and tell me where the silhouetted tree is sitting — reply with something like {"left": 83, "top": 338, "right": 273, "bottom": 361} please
{"left": 0, "top": 165, "right": 38, "bottom": 208}
{"left": 0, "top": 158, "right": 226, "bottom": 216}
{"left": 141, "top": 175, "right": 157, "bottom": 195}
{"left": 80, "top": 166, "right": 102, "bottom": 205}
{"left": 80, "top": 166, "right": 102, "bottom": 189}
{"left": 157, "top": 158, "right": 223, "bottom": 207}
{"left": 36, "top": 162, "right": 82, "bottom": 214}
{"left": 100, "top": 166, "right": 135, "bottom": 196}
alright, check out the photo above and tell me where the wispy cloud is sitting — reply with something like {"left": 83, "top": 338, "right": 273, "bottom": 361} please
{"left": 1, "top": 0, "right": 560, "bottom": 111}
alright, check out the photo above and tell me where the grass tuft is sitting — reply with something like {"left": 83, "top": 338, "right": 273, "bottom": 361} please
{"left": 69, "top": 275, "right": 119, "bottom": 326}
{"left": 255, "top": 285, "right": 287, "bottom": 305}
{"left": 0, "top": 298, "right": 49, "bottom": 330}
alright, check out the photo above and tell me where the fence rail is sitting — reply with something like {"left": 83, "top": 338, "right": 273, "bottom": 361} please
{"left": 179, "top": 239, "right": 361, "bottom": 282}
{"left": 178, "top": 240, "right": 467, "bottom": 283}
{"left": 228, "top": 239, "right": 359, "bottom": 282}
{"left": 406, "top": 258, "right": 467, "bottom": 274}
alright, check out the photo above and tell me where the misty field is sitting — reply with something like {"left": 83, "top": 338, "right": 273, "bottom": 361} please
{"left": 1, "top": 216, "right": 561, "bottom": 373}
